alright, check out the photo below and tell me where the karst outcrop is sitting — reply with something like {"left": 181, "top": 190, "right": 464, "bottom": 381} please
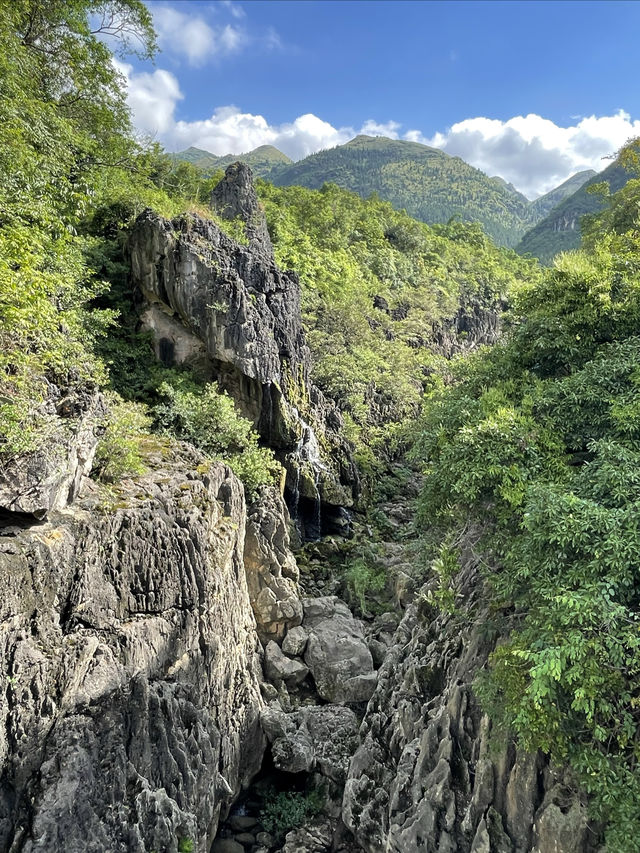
{"left": 128, "top": 164, "right": 357, "bottom": 539}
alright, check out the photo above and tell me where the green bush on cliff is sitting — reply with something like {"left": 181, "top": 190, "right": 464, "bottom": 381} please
{"left": 412, "top": 153, "right": 640, "bottom": 848}
{"left": 153, "top": 374, "right": 281, "bottom": 499}
{"left": 93, "top": 393, "right": 152, "bottom": 482}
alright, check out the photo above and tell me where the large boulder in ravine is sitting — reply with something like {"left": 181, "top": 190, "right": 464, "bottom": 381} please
{"left": 302, "top": 596, "right": 377, "bottom": 704}
{"left": 0, "top": 444, "right": 266, "bottom": 853}
{"left": 262, "top": 704, "right": 359, "bottom": 784}
{"left": 128, "top": 163, "right": 357, "bottom": 538}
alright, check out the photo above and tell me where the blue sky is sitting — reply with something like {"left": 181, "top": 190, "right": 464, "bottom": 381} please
{"left": 115, "top": 0, "right": 640, "bottom": 197}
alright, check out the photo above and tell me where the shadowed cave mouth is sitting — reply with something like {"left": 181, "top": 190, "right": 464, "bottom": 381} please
{"left": 0, "top": 507, "right": 47, "bottom": 533}
{"left": 285, "top": 490, "right": 352, "bottom": 542}
{"left": 213, "top": 754, "right": 322, "bottom": 851}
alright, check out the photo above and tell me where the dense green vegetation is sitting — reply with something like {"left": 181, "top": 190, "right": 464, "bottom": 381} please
{"left": 516, "top": 158, "right": 632, "bottom": 263}
{"left": 269, "top": 135, "right": 536, "bottom": 247}
{"left": 258, "top": 180, "right": 540, "bottom": 477}
{"left": 171, "top": 144, "right": 292, "bottom": 177}
{"left": 413, "top": 149, "right": 640, "bottom": 849}
{"left": 0, "top": 0, "right": 278, "bottom": 497}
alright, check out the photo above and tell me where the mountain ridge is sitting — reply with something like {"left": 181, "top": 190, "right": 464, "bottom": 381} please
{"left": 171, "top": 136, "right": 602, "bottom": 249}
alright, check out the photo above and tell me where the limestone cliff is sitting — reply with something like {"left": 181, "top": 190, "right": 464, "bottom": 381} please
{"left": 0, "top": 432, "right": 267, "bottom": 853}
{"left": 128, "top": 163, "right": 357, "bottom": 539}
{"left": 341, "top": 544, "right": 601, "bottom": 853}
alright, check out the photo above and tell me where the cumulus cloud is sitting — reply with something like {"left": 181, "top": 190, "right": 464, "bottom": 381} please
{"left": 416, "top": 111, "right": 640, "bottom": 197}
{"left": 360, "top": 120, "right": 401, "bottom": 138}
{"left": 115, "top": 59, "right": 639, "bottom": 196}
{"left": 171, "top": 109, "right": 355, "bottom": 160}
{"left": 114, "top": 59, "right": 182, "bottom": 136}
{"left": 151, "top": 4, "right": 246, "bottom": 66}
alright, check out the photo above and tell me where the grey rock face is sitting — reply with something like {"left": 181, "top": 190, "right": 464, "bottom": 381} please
{"left": 341, "top": 559, "right": 600, "bottom": 853}
{"left": 0, "top": 388, "right": 103, "bottom": 520}
{"left": 261, "top": 705, "right": 359, "bottom": 784}
{"left": 302, "top": 597, "right": 377, "bottom": 704}
{"left": 278, "top": 817, "right": 333, "bottom": 853}
{"left": 0, "top": 448, "right": 265, "bottom": 853}
{"left": 244, "top": 488, "right": 303, "bottom": 642}
{"left": 128, "top": 164, "right": 357, "bottom": 537}
{"left": 210, "top": 161, "right": 274, "bottom": 259}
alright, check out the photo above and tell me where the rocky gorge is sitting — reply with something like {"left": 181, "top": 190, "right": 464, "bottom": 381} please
{"left": 0, "top": 165, "right": 600, "bottom": 853}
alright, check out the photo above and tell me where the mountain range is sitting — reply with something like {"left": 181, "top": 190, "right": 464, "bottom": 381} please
{"left": 171, "top": 136, "right": 611, "bottom": 255}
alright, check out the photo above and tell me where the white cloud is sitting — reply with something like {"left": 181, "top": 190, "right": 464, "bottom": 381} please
{"left": 360, "top": 120, "right": 400, "bottom": 138}
{"left": 219, "top": 1, "right": 246, "bottom": 20}
{"left": 416, "top": 111, "right": 640, "bottom": 198}
{"left": 171, "top": 109, "right": 355, "bottom": 160}
{"left": 114, "top": 59, "right": 182, "bottom": 136}
{"left": 115, "top": 63, "right": 639, "bottom": 198}
{"left": 151, "top": 4, "right": 246, "bottom": 66}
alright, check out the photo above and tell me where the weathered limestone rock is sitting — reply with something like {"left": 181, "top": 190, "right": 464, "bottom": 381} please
{"left": 302, "top": 597, "right": 377, "bottom": 704}
{"left": 262, "top": 705, "right": 359, "bottom": 783}
{"left": 210, "top": 161, "right": 273, "bottom": 259}
{"left": 278, "top": 818, "right": 333, "bottom": 853}
{"left": 128, "top": 164, "right": 358, "bottom": 537}
{"left": 282, "top": 625, "right": 308, "bottom": 657}
{"left": 244, "top": 488, "right": 303, "bottom": 642}
{"left": 264, "top": 641, "right": 309, "bottom": 689}
{"left": 341, "top": 554, "right": 601, "bottom": 853}
{"left": 0, "top": 387, "right": 103, "bottom": 519}
{"left": 0, "top": 447, "right": 266, "bottom": 853}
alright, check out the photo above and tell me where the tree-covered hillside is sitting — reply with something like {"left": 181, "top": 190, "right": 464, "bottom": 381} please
{"left": 171, "top": 144, "right": 292, "bottom": 178}
{"left": 269, "top": 135, "right": 536, "bottom": 247}
{"left": 528, "top": 168, "right": 596, "bottom": 221}
{"left": 257, "top": 180, "right": 539, "bottom": 474}
{"left": 516, "top": 158, "right": 632, "bottom": 263}
{"left": 413, "top": 146, "right": 640, "bottom": 850}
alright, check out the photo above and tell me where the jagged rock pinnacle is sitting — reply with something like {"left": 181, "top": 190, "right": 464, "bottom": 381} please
{"left": 210, "top": 161, "right": 274, "bottom": 259}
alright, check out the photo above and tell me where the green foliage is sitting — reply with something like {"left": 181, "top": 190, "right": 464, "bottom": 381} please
{"left": 259, "top": 180, "right": 538, "bottom": 481}
{"left": 152, "top": 373, "right": 281, "bottom": 499}
{"left": 270, "top": 134, "right": 537, "bottom": 247}
{"left": 259, "top": 787, "right": 323, "bottom": 843}
{"left": 0, "top": 0, "right": 164, "bottom": 456}
{"left": 516, "top": 154, "right": 635, "bottom": 264}
{"left": 413, "top": 163, "right": 640, "bottom": 846}
{"left": 177, "top": 839, "right": 194, "bottom": 853}
{"left": 344, "top": 554, "right": 386, "bottom": 614}
{"left": 93, "top": 393, "right": 151, "bottom": 482}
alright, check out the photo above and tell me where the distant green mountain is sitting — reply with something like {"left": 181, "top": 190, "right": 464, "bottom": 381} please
{"left": 528, "top": 169, "right": 596, "bottom": 222}
{"left": 170, "top": 137, "right": 621, "bottom": 257}
{"left": 269, "top": 135, "right": 534, "bottom": 247}
{"left": 516, "top": 161, "right": 630, "bottom": 264}
{"left": 170, "top": 144, "right": 292, "bottom": 178}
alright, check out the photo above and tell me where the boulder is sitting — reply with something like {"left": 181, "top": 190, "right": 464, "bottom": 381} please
{"left": 302, "top": 597, "right": 376, "bottom": 704}
{"left": 282, "top": 626, "right": 308, "bottom": 657}
{"left": 264, "top": 641, "right": 309, "bottom": 688}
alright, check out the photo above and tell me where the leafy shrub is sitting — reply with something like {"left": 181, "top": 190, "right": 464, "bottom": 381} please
{"left": 152, "top": 374, "right": 281, "bottom": 499}
{"left": 93, "top": 393, "right": 152, "bottom": 482}
{"left": 344, "top": 555, "right": 386, "bottom": 614}
{"left": 259, "top": 787, "right": 323, "bottom": 843}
